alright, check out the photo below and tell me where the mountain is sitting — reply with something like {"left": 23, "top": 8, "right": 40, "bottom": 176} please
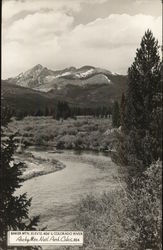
{"left": 7, "top": 64, "right": 124, "bottom": 92}
{"left": 47, "top": 74, "right": 127, "bottom": 108}
{"left": 3, "top": 64, "right": 127, "bottom": 111}
{"left": 1, "top": 80, "right": 56, "bottom": 115}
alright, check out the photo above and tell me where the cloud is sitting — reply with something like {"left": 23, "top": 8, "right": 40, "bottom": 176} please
{"left": 2, "top": 1, "right": 79, "bottom": 21}
{"left": 55, "top": 14, "right": 161, "bottom": 73}
{"left": 4, "top": 11, "right": 74, "bottom": 43}
{"left": 2, "top": 0, "right": 107, "bottom": 22}
{"left": 2, "top": 9, "right": 73, "bottom": 76}
{"left": 2, "top": 11, "right": 162, "bottom": 78}
{"left": 64, "top": 14, "right": 161, "bottom": 48}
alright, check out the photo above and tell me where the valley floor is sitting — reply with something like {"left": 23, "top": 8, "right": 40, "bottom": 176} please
{"left": 8, "top": 116, "right": 116, "bottom": 152}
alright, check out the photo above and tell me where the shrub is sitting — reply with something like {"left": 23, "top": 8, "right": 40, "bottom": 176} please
{"left": 125, "top": 161, "right": 162, "bottom": 250}
{"left": 74, "top": 191, "right": 129, "bottom": 250}
{"left": 73, "top": 161, "right": 162, "bottom": 250}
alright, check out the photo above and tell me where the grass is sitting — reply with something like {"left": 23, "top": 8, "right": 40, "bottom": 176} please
{"left": 74, "top": 191, "right": 127, "bottom": 250}
{"left": 59, "top": 189, "right": 130, "bottom": 250}
{"left": 8, "top": 116, "right": 116, "bottom": 152}
{"left": 71, "top": 161, "right": 162, "bottom": 250}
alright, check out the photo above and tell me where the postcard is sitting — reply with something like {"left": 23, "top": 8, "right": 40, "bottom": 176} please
{"left": 1, "top": 1, "right": 162, "bottom": 250}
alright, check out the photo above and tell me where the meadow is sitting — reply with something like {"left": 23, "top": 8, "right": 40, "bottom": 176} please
{"left": 9, "top": 116, "right": 116, "bottom": 152}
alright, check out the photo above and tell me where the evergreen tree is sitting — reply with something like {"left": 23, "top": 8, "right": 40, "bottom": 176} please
{"left": 113, "top": 30, "right": 162, "bottom": 250}
{"left": 117, "top": 30, "right": 162, "bottom": 173}
{"left": 53, "top": 101, "right": 71, "bottom": 120}
{"left": 120, "top": 93, "right": 126, "bottom": 128}
{"left": 62, "top": 102, "right": 71, "bottom": 119}
{"left": 44, "top": 106, "right": 49, "bottom": 116}
{"left": 15, "top": 110, "right": 25, "bottom": 120}
{"left": 0, "top": 106, "right": 40, "bottom": 250}
{"left": 124, "top": 29, "right": 161, "bottom": 131}
{"left": 34, "top": 108, "right": 43, "bottom": 117}
{"left": 112, "top": 101, "right": 120, "bottom": 128}
{"left": 53, "top": 102, "right": 60, "bottom": 120}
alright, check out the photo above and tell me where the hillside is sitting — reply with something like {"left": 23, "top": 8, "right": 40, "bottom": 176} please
{"left": 48, "top": 80, "right": 126, "bottom": 108}
{"left": 1, "top": 80, "right": 56, "bottom": 114}
{"left": 2, "top": 65, "right": 127, "bottom": 112}
{"left": 6, "top": 64, "right": 127, "bottom": 93}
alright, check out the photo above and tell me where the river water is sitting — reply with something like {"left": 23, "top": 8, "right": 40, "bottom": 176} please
{"left": 16, "top": 148, "right": 120, "bottom": 231}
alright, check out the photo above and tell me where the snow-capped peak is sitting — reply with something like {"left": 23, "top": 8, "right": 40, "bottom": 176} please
{"left": 75, "top": 69, "right": 95, "bottom": 78}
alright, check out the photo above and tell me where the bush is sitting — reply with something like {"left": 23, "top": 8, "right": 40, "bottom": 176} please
{"left": 8, "top": 117, "right": 113, "bottom": 151}
{"left": 125, "top": 161, "right": 162, "bottom": 250}
{"left": 74, "top": 191, "right": 129, "bottom": 250}
{"left": 72, "top": 161, "right": 162, "bottom": 250}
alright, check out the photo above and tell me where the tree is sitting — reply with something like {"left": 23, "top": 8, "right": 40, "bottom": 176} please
{"left": 116, "top": 30, "right": 162, "bottom": 173}
{"left": 120, "top": 93, "right": 126, "bottom": 128}
{"left": 53, "top": 101, "right": 71, "bottom": 120}
{"left": 113, "top": 30, "right": 162, "bottom": 250}
{"left": 0, "top": 106, "right": 40, "bottom": 250}
{"left": 34, "top": 108, "right": 43, "bottom": 116}
{"left": 44, "top": 106, "right": 49, "bottom": 116}
{"left": 15, "top": 110, "right": 25, "bottom": 120}
{"left": 112, "top": 101, "right": 120, "bottom": 128}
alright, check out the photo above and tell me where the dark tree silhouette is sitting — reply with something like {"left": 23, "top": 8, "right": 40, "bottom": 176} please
{"left": 120, "top": 93, "right": 126, "bottom": 128}
{"left": 0, "top": 106, "right": 40, "bottom": 250}
{"left": 116, "top": 30, "right": 162, "bottom": 173}
{"left": 113, "top": 30, "right": 162, "bottom": 250}
{"left": 112, "top": 101, "right": 120, "bottom": 128}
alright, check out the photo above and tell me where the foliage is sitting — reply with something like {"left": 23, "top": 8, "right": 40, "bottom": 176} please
{"left": 126, "top": 161, "right": 162, "bottom": 250}
{"left": 0, "top": 107, "right": 40, "bottom": 250}
{"left": 72, "top": 160, "right": 162, "bottom": 250}
{"left": 113, "top": 30, "right": 162, "bottom": 249}
{"left": 115, "top": 30, "right": 162, "bottom": 173}
{"left": 53, "top": 101, "right": 71, "bottom": 120}
{"left": 8, "top": 116, "right": 114, "bottom": 152}
{"left": 112, "top": 101, "right": 120, "bottom": 128}
{"left": 11, "top": 97, "right": 112, "bottom": 121}
{"left": 74, "top": 191, "right": 128, "bottom": 250}
{"left": 120, "top": 93, "right": 126, "bottom": 128}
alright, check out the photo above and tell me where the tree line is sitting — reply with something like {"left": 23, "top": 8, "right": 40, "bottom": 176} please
{"left": 12, "top": 101, "right": 113, "bottom": 120}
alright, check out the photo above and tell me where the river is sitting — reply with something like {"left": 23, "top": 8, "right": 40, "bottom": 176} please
{"left": 16, "top": 148, "right": 120, "bottom": 234}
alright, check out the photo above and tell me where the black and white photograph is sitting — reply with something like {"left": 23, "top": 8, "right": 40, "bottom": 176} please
{"left": 1, "top": 0, "right": 162, "bottom": 249}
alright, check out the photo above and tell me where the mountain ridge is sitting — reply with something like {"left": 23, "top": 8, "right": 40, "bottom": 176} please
{"left": 2, "top": 64, "right": 127, "bottom": 114}
{"left": 6, "top": 64, "right": 123, "bottom": 92}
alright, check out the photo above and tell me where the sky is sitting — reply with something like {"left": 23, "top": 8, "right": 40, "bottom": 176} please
{"left": 2, "top": 0, "right": 162, "bottom": 78}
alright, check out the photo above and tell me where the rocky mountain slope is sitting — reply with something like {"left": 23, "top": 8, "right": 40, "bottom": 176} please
{"left": 3, "top": 64, "right": 127, "bottom": 112}
{"left": 7, "top": 64, "right": 125, "bottom": 93}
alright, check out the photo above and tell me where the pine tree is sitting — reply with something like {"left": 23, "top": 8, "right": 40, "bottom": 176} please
{"left": 44, "top": 106, "right": 49, "bottom": 116}
{"left": 117, "top": 30, "right": 162, "bottom": 173}
{"left": 124, "top": 30, "right": 161, "bottom": 131}
{"left": 112, "top": 101, "right": 120, "bottom": 128}
{"left": 120, "top": 93, "right": 126, "bottom": 128}
{"left": 113, "top": 30, "right": 162, "bottom": 249}
{"left": 0, "top": 106, "right": 40, "bottom": 250}
{"left": 35, "top": 109, "right": 43, "bottom": 117}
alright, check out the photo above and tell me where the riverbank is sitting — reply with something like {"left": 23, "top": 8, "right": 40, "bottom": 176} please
{"left": 15, "top": 149, "right": 121, "bottom": 233}
{"left": 14, "top": 150, "right": 65, "bottom": 180}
